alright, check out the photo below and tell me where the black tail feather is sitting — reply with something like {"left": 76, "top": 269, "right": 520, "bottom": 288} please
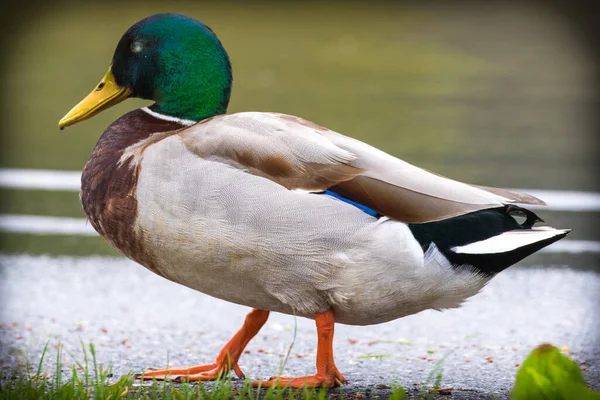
{"left": 409, "top": 206, "right": 570, "bottom": 276}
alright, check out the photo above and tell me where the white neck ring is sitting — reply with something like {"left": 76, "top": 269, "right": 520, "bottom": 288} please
{"left": 141, "top": 107, "right": 196, "bottom": 126}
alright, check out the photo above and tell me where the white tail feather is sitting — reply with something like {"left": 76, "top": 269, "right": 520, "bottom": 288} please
{"left": 451, "top": 228, "right": 570, "bottom": 255}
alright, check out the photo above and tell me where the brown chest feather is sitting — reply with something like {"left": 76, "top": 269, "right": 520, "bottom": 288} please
{"left": 81, "top": 109, "right": 184, "bottom": 266}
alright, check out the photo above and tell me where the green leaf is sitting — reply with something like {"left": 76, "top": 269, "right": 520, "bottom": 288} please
{"left": 511, "top": 343, "right": 600, "bottom": 400}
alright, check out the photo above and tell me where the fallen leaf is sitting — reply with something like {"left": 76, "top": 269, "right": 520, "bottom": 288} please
{"left": 430, "top": 386, "right": 454, "bottom": 395}
{"left": 511, "top": 343, "right": 600, "bottom": 400}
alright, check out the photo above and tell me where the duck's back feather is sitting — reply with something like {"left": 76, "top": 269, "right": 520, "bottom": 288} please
{"left": 178, "top": 112, "right": 544, "bottom": 223}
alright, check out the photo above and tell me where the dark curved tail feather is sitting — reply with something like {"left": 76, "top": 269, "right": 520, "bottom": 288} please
{"left": 409, "top": 206, "right": 570, "bottom": 276}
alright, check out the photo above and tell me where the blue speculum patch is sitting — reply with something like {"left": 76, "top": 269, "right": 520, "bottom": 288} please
{"left": 323, "top": 190, "right": 379, "bottom": 217}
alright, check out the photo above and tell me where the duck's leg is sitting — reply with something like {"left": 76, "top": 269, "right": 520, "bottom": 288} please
{"left": 135, "top": 308, "right": 269, "bottom": 382}
{"left": 253, "top": 310, "right": 346, "bottom": 388}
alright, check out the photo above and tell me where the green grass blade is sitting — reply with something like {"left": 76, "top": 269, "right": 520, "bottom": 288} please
{"left": 35, "top": 340, "right": 50, "bottom": 378}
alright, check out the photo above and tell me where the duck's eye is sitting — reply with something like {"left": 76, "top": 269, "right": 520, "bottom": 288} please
{"left": 131, "top": 41, "right": 144, "bottom": 53}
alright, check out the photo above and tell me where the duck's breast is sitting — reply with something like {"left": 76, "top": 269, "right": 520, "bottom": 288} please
{"left": 80, "top": 109, "right": 185, "bottom": 273}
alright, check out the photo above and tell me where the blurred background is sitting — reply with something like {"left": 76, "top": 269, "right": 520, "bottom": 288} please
{"left": 0, "top": 0, "right": 599, "bottom": 395}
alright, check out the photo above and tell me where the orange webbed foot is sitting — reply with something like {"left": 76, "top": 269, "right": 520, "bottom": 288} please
{"left": 134, "top": 309, "right": 269, "bottom": 382}
{"left": 135, "top": 360, "right": 244, "bottom": 382}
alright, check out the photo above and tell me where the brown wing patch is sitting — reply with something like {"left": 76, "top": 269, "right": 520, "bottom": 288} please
{"left": 234, "top": 153, "right": 298, "bottom": 178}
{"left": 291, "top": 163, "right": 363, "bottom": 191}
{"left": 235, "top": 157, "right": 362, "bottom": 191}
{"left": 330, "top": 176, "right": 495, "bottom": 223}
{"left": 261, "top": 156, "right": 298, "bottom": 177}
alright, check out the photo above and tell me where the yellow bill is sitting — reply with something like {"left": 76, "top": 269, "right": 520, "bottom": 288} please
{"left": 58, "top": 67, "right": 130, "bottom": 129}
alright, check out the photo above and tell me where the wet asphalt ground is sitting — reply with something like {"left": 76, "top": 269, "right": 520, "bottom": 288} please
{"left": 1, "top": 254, "right": 599, "bottom": 399}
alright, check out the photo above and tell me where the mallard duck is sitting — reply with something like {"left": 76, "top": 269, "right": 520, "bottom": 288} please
{"left": 58, "top": 13, "right": 570, "bottom": 388}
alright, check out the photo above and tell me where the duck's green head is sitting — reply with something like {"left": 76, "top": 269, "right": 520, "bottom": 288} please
{"left": 59, "top": 13, "right": 232, "bottom": 128}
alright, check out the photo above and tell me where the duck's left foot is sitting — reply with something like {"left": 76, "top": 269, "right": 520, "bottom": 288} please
{"left": 134, "top": 360, "right": 244, "bottom": 382}
{"left": 252, "top": 310, "right": 347, "bottom": 388}
{"left": 134, "top": 309, "right": 269, "bottom": 382}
